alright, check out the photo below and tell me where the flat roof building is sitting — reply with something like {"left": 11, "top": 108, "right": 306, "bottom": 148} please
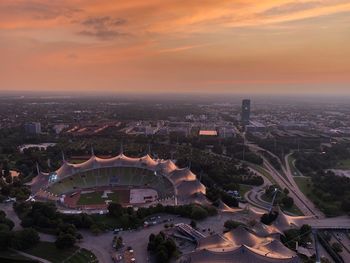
{"left": 199, "top": 130, "right": 218, "bottom": 136}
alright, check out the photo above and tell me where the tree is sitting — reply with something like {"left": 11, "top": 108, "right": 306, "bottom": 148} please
{"left": 55, "top": 233, "right": 76, "bottom": 249}
{"left": 0, "top": 230, "right": 13, "bottom": 250}
{"left": 331, "top": 242, "right": 343, "bottom": 253}
{"left": 90, "top": 224, "right": 102, "bottom": 236}
{"left": 114, "top": 236, "right": 123, "bottom": 250}
{"left": 221, "top": 193, "right": 239, "bottom": 207}
{"left": 148, "top": 232, "right": 178, "bottom": 263}
{"left": 224, "top": 220, "right": 243, "bottom": 230}
{"left": 300, "top": 224, "right": 311, "bottom": 236}
{"left": 190, "top": 220, "right": 197, "bottom": 228}
{"left": 190, "top": 206, "right": 208, "bottom": 220}
{"left": 0, "top": 212, "right": 14, "bottom": 230}
{"left": 164, "top": 238, "right": 177, "bottom": 255}
{"left": 12, "top": 228, "right": 40, "bottom": 250}
{"left": 261, "top": 211, "right": 278, "bottom": 225}
{"left": 108, "top": 203, "right": 124, "bottom": 218}
{"left": 156, "top": 247, "right": 169, "bottom": 263}
{"left": 281, "top": 196, "right": 294, "bottom": 209}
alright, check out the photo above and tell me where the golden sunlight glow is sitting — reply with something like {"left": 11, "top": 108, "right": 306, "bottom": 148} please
{"left": 0, "top": 0, "right": 349, "bottom": 94}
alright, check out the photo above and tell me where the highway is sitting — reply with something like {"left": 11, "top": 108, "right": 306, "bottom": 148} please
{"left": 247, "top": 142, "right": 324, "bottom": 218}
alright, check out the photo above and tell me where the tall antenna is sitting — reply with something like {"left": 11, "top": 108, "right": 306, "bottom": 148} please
{"left": 312, "top": 229, "right": 321, "bottom": 263}
{"left": 36, "top": 162, "right": 40, "bottom": 175}
{"left": 62, "top": 151, "right": 66, "bottom": 163}
{"left": 91, "top": 145, "right": 95, "bottom": 156}
{"left": 269, "top": 188, "right": 279, "bottom": 213}
{"left": 242, "top": 135, "right": 246, "bottom": 162}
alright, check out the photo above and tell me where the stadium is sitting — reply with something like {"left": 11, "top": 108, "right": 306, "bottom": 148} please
{"left": 28, "top": 151, "right": 207, "bottom": 210}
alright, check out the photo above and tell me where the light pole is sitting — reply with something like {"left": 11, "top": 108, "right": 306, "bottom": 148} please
{"left": 269, "top": 187, "right": 280, "bottom": 214}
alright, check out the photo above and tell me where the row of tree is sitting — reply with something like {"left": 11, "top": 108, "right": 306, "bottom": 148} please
{"left": 0, "top": 210, "right": 40, "bottom": 251}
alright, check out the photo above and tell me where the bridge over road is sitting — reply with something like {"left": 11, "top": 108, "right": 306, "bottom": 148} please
{"left": 304, "top": 216, "right": 350, "bottom": 230}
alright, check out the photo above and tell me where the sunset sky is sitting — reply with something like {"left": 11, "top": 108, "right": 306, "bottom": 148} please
{"left": 1, "top": 0, "right": 350, "bottom": 94}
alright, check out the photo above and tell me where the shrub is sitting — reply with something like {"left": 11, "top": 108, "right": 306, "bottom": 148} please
{"left": 224, "top": 220, "right": 243, "bottom": 230}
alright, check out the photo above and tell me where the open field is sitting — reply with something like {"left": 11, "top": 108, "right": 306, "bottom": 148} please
{"left": 24, "top": 242, "right": 97, "bottom": 263}
{"left": 335, "top": 159, "right": 350, "bottom": 169}
{"left": 294, "top": 177, "right": 312, "bottom": 196}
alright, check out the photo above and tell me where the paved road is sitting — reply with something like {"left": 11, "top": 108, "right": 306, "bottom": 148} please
{"left": 13, "top": 249, "right": 51, "bottom": 263}
{"left": 284, "top": 152, "right": 324, "bottom": 218}
{"left": 243, "top": 166, "right": 272, "bottom": 211}
{"left": 0, "top": 202, "right": 23, "bottom": 230}
{"left": 305, "top": 216, "right": 350, "bottom": 230}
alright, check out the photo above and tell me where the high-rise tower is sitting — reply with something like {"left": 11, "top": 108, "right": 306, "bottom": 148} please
{"left": 241, "top": 99, "right": 251, "bottom": 125}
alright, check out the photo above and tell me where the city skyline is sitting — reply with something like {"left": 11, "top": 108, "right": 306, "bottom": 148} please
{"left": 1, "top": 0, "right": 350, "bottom": 94}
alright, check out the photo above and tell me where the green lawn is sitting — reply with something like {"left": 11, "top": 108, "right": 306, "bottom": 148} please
{"left": 78, "top": 191, "right": 105, "bottom": 205}
{"left": 23, "top": 242, "right": 97, "bottom": 263}
{"left": 107, "top": 192, "right": 120, "bottom": 203}
{"left": 24, "top": 242, "right": 78, "bottom": 263}
{"left": 285, "top": 204, "right": 304, "bottom": 216}
{"left": 239, "top": 184, "right": 253, "bottom": 197}
{"left": 288, "top": 155, "right": 303, "bottom": 177}
{"left": 294, "top": 177, "right": 312, "bottom": 196}
{"left": 78, "top": 191, "right": 119, "bottom": 205}
{"left": 0, "top": 250, "right": 36, "bottom": 263}
{"left": 66, "top": 248, "right": 98, "bottom": 263}
{"left": 335, "top": 158, "right": 350, "bottom": 169}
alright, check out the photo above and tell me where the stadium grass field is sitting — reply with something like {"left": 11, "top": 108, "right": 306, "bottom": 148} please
{"left": 77, "top": 190, "right": 129, "bottom": 205}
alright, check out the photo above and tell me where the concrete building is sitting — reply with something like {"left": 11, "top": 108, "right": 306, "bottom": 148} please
{"left": 24, "top": 122, "right": 41, "bottom": 134}
{"left": 218, "top": 127, "right": 235, "bottom": 138}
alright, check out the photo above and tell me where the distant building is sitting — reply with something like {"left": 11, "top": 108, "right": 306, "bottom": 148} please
{"left": 24, "top": 122, "right": 41, "bottom": 134}
{"left": 241, "top": 99, "right": 251, "bottom": 125}
{"left": 199, "top": 130, "right": 217, "bottom": 136}
{"left": 218, "top": 127, "right": 235, "bottom": 138}
{"left": 53, "top": 124, "right": 68, "bottom": 134}
{"left": 245, "top": 121, "right": 266, "bottom": 133}
{"left": 279, "top": 121, "right": 309, "bottom": 130}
